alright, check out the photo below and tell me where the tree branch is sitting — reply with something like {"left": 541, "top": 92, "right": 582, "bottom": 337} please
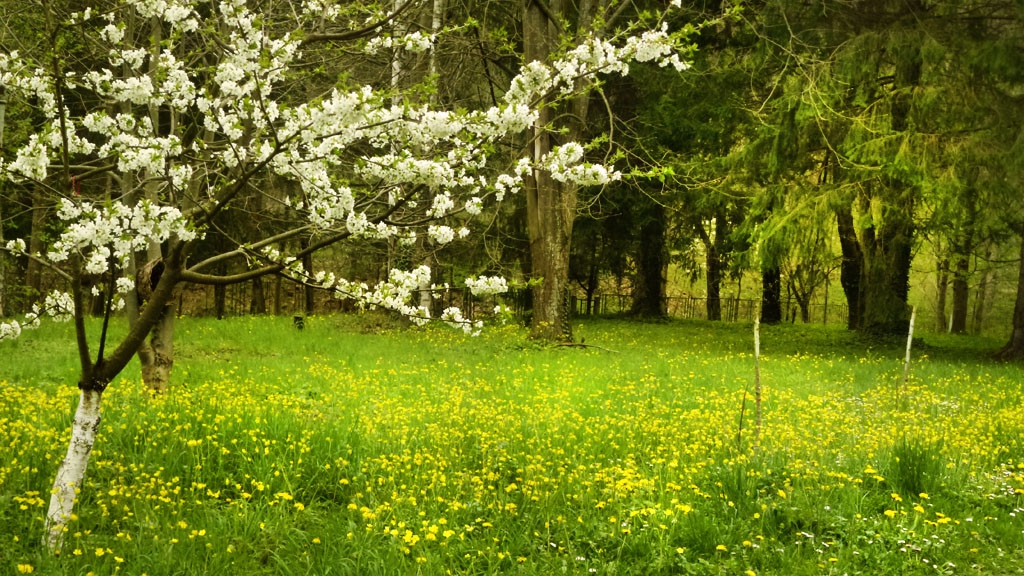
{"left": 301, "top": 0, "right": 418, "bottom": 45}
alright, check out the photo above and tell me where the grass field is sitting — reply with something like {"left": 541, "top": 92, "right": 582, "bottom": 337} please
{"left": 1, "top": 315, "right": 1023, "bottom": 575}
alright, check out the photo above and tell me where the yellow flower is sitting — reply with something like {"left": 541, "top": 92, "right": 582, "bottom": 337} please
{"left": 919, "top": 492, "right": 929, "bottom": 499}
{"left": 16, "top": 565, "right": 34, "bottom": 574}
{"left": 777, "top": 489, "right": 787, "bottom": 499}
{"left": 745, "top": 571, "right": 757, "bottom": 576}
{"left": 884, "top": 510, "right": 897, "bottom": 518}
{"left": 716, "top": 544, "right": 727, "bottom": 551}
{"left": 95, "top": 548, "right": 106, "bottom": 557}
{"left": 312, "top": 537, "right": 321, "bottom": 544}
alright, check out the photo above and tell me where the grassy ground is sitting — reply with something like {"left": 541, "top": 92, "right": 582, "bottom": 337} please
{"left": 1, "top": 314, "right": 1023, "bottom": 575}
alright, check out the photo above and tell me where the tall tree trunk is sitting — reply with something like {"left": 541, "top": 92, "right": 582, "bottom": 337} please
{"left": 525, "top": 0, "right": 571, "bottom": 341}
{"left": 836, "top": 207, "right": 863, "bottom": 330}
{"left": 696, "top": 217, "right": 725, "bottom": 322}
{"left": 527, "top": 171, "right": 575, "bottom": 339}
{"left": 950, "top": 253, "right": 970, "bottom": 334}
{"left": 760, "top": 266, "right": 782, "bottom": 324}
{"left": 857, "top": 190, "right": 914, "bottom": 334}
{"left": 523, "top": 0, "right": 597, "bottom": 341}
{"left": 854, "top": 37, "right": 920, "bottom": 335}
{"left": 631, "top": 202, "right": 667, "bottom": 317}
{"left": 935, "top": 257, "right": 949, "bottom": 332}
{"left": 996, "top": 237, "right": 1024, "bottom": 361}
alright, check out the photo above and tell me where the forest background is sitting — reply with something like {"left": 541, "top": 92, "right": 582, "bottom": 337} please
{"left": 2, "top": 0, "right": 1023, "bottom": 355}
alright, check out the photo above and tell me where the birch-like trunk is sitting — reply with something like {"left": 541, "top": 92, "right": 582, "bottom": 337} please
{"left": 0, "top": 87, "right": 6, "bottom": 317}
{"left": 0, "top": 188, "right": 5, "bottom": 318}
{"left": 45, "top": 389, "right": 103, "bottom": 552}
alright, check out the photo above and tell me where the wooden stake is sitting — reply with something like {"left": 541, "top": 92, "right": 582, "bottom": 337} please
{"left": 902, "top": 306, "right": 916, "bottom": 398}
{"left": 754, "top": 313, "right": 762, "bottom": 452}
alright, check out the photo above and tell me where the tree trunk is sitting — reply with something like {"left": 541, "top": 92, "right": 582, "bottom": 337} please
{"left": 0, "top": 189, "right": 5, "bottom": 317}
{"left": 705, "top": 230, "right": 723, "bottom": 321}
{"left": 854, "top": 39, "right": 920, "bottom": 335}
{"left": 138, "top": 300, "right": 176, "bottom": 394}
{"left": 527, "top": 170, "right": 575, "bottom": 340}
{"left": 273, "top": 274, "right": 282, "bottom": 315}
{"left": 836, "top": 208, "right": 863, "bottom": 330}
{"left": 972, "top": 247, "right": 994, "bottom": 335}
{"left": 134, "top": 257, "right": 176, "bottom": 395}
{"left": 798, "top": 298, "right": 811, "bottom": 323}
{"left": 301, "top": 243, "right": 315, "bottom": 315}
{"left": 214, "top": 282, "right": 226, "bottom": 319}
{"left": 631, "top": 202, "right": 667, "bottom": 317}
{"left": 760, "top": 266, "right": 782, "bottom": 324}
{"left": 523, "top": 0, "right": 595, "bottom": 342}
{"left": 45, "top": 388, "right": 102, "bottom": 551}
{"left": 950, "top": 253, "right": 970, "bottom": 334}
{"left": 857, "top": 194, "right": 914, "bottom": 334}
{"left": 935, "top": 257, "right": 949, "bottom": 332}
{"left": 250, "top": 276, "right": 267, "bottom": 314}
{"left": 25, "top": 188, "right": 46, "bottom": 301}
{"left": 996, "top": 237, "right": 1024, "bottom": 361}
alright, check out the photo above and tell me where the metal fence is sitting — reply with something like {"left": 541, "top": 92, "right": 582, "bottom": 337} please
{"left": 569, "top": 294, "right": 849, "bottom": 325}
{"left": 177, "top": 281, "right": 512, "bottom": 321}
{"left": 176, "top": 281, "right": 849, "bottom": 326}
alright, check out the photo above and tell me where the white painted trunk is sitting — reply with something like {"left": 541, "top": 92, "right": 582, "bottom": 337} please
{"left": 44, "top": 389, "right": 103, "bottom": 552}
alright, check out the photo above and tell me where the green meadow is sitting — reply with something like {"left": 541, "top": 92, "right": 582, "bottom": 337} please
{"left": 1, "top": 316, "right": 1023, "bottom": 575}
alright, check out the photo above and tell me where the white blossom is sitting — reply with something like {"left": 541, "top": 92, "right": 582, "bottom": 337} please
{"left": 427, "top": 225, "right": 455, "bottom": 245}
{"left": 465, "top": 275, "right": 508, "bottom": 296}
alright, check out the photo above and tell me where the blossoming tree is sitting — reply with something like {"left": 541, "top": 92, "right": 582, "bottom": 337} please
{"left": 0, "top": 0, "right": 693, "bottom": 552}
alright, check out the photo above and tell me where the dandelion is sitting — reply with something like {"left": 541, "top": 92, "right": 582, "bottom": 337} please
{"left": 16, "top": 565, "right": 34, "bottom": 574}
